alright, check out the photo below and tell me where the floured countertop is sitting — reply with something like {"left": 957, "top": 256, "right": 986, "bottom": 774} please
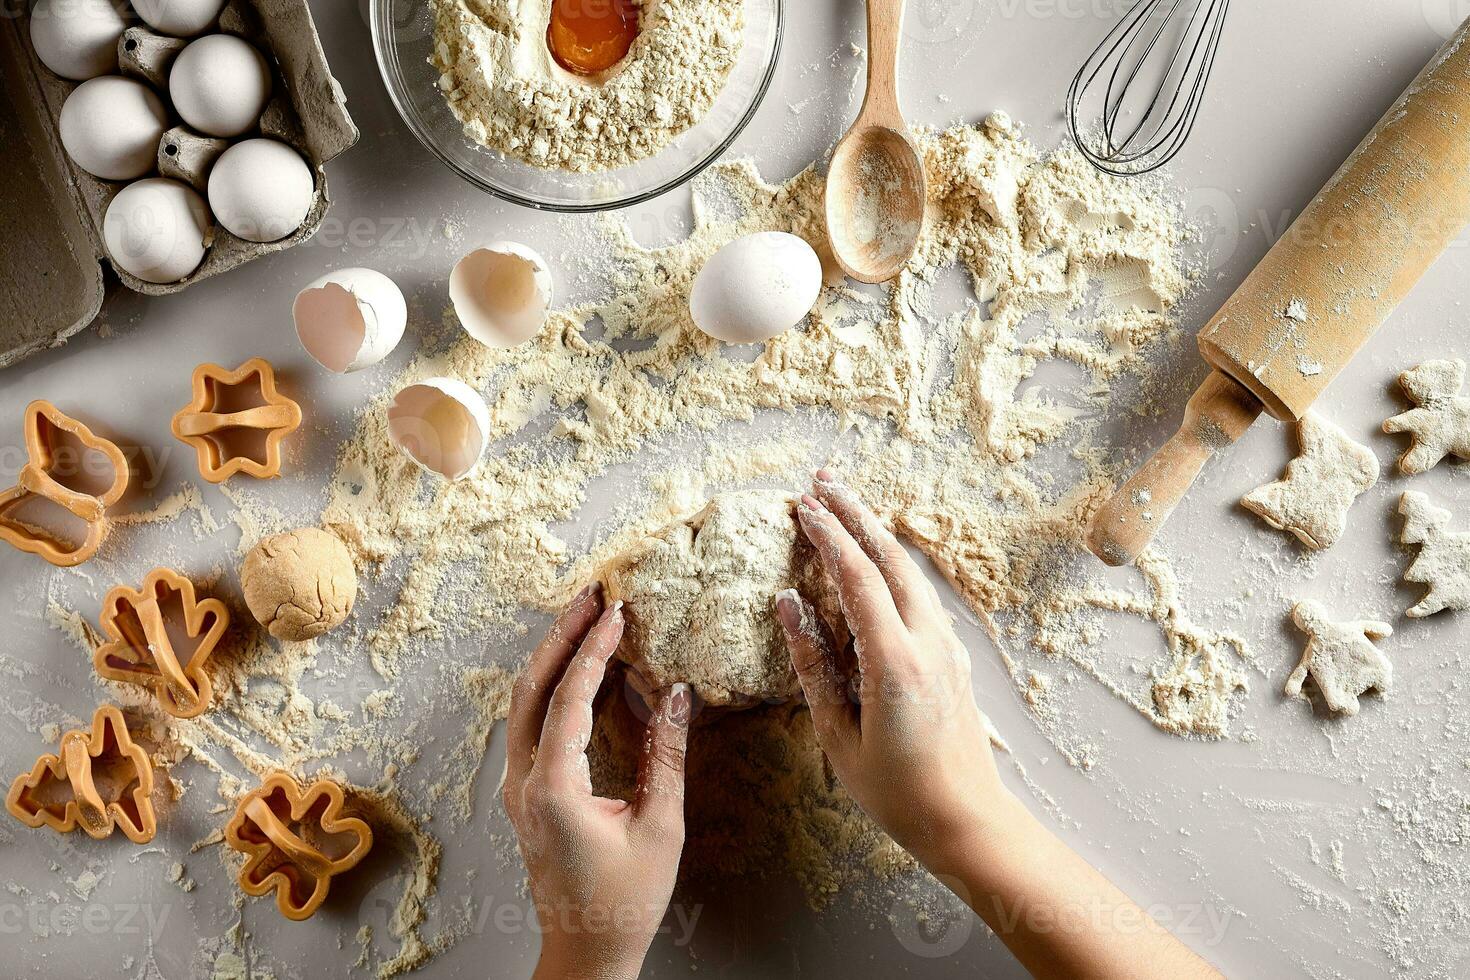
{"left": 2, "top": 2, "right": 1469, "bottom": 978}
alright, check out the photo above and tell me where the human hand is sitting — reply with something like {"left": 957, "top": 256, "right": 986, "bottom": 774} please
{"left": 504, "top": 583, "right": 692, "bottom": 980}
{"left": 776, "top": 471, "right": 1011, "bottom": 872}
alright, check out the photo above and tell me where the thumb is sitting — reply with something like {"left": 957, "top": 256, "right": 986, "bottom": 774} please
{"left": 633, "top": 683, "right": 691, "bottom": 833}
{"left": 776, "top": 589, "right": 858, "bottom": 750}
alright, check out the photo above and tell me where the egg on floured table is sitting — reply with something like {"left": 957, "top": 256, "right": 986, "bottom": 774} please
{"left": 59, "top": 76, "right": 169, "bottom": 181}
{"left": 689, "top": 232, "right": 823, "bottom": 344}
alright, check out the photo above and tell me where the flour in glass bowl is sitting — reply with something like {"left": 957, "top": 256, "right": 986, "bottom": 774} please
{"left": 430, "top": 0, "right": 746, "bottom": 171}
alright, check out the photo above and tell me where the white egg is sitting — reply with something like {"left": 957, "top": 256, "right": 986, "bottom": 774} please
{"left": 59, "top": 76, "right": 168, "bottom": 181}
{"left": 689, "top": 232, "right": 823, "bottom": 344}
{"left": 129, "top": 0, "right": 225, "bottom": 37}
{"left": 450, "top": 242, "right": 554, "bottom": 348}
{"left": 207, "top": 138, "right": 314, "bottom": 243}
{"left": 168, "top": 33, "right": 271, "bottom": 138}
{"left": 386, "top": 378, "right": 490, "bottom": 482}
{"left": 294, "top": 268, "right": 407, "bottom": 374}
{"left": 102, "top": 177, "right": 211, "bottom": 283}
{"left": 29, "top": 0, "right": 128, "bottom": 81}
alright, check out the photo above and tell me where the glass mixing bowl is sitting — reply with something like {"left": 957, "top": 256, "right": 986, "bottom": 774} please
{"left": 370, "top": 0, "right": 782, "bottom": 212}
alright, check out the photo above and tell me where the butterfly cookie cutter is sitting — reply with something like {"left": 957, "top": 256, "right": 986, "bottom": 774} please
{"left": 171, "top": 358, "right": 303, "bottom": 483}
{"left": 0, "top": 401, "right": 129, "bottom": 567}
{"left": 93, "top": 568, "right": 230, "bottom": 719}
{"left": 5, "top": 705, "right": 156, "bottom": 843}
{"left": 225, "top": 771, "right": 373, "bottom": 921}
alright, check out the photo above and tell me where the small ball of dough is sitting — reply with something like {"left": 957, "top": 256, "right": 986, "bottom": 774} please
{"left": 241, "top": 528, "right": 357, "bottom": 642}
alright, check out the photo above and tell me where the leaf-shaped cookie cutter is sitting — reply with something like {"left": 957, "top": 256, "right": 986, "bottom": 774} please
{"left": 94, "top": 568, "right": 230, "bottom": 719}
{"left": 171, "top": 358, "right": 303, "bottom": 483}
{"left": 5, "top": 705, "right": 156, "bottom": 843}
{"left": 0, "top": 401, "right": 129, "bottom": 567}
{"left": 225, "top": 771, "right": 373, "bottom": 921}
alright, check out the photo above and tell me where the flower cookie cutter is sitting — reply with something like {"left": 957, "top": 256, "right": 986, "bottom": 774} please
{"left": 225, "top": 771, "right": 373, "bottom": 921}
{"left": 93, "top": 568, "right": 230, "bottom": 719}
{"left": 0, "top": 401, "right": 129, "bottom": 567}
{"left": 6, "top": 705, "right": 156, "bottom": 843}
{"left": 171, "top": 358, "right": 302, "bottom": 483}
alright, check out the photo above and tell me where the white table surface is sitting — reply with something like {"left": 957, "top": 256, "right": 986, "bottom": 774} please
{"left": 5, "top": 0, "right": 1470, "bottom": 977}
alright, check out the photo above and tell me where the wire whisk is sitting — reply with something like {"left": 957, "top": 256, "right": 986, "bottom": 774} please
{"left": 1066, "top": 0, "right": 1232, "bottom": 177}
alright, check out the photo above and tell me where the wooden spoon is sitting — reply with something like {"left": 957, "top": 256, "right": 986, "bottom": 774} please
{"left": 824, "top": 0, "right": 926, "bottom": 284}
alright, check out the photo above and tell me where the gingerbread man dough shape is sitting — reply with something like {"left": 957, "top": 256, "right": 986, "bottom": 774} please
{"left": 1398, "top": 490, "right": 1470, "bottom": 618}
{"left": 1241, "top": 412, "right": 1378, "bottom": 550}
{"left": 1284, "top": 600, "right": 1392, "bottom": 716}
{"left": 1383, "top": 358, "right": 1470, "bottom": 475}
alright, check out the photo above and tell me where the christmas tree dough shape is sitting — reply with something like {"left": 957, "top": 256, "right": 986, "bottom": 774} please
{"left": 1284, "top": 600, "right": 1391, "bottom": 716}
{"left": 1398, "top": 490, "right": 1470, "bottom": 617}
{"left": 1383, "top": 358, "right": 1470, "bottom": 474}
{"left": 1241, "top": 412, "right": 1378, "bottom": 549}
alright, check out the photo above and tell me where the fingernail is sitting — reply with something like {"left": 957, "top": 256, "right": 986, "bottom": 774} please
{"left": 774, "top": 589, "right": 802, "bottom": 634}
{"left": 799, "top": 493, "right": 825, "bottom": 514}
{"left": 815, "top": 468, "right": 836, "bottom": 483}
{"left": 596, "top": 599, "right": 623, "bottom": 625}
{"left": 667, "top": 683, "right": 692, "bottom": 728}
{"left": 575, "top": 581, "right": 601, "bottom": 604}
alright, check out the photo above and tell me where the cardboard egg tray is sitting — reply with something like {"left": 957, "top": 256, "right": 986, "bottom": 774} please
{"left": 0, "top": 0, "right": 359, "bottom": 369}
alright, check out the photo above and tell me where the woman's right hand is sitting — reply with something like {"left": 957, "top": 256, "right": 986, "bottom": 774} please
{"left": 775, "top": 471, "right": 1015, "bottom": 870}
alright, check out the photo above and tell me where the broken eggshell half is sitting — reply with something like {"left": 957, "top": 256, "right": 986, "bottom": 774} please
{"left": 386, "top": 378, "right": 489, "bottom": 482}
{"left": 449, "top": 242, "right": 554, "bottom": 348}
{"left": 293, "top": 268, "right": 407, "bottom": 373}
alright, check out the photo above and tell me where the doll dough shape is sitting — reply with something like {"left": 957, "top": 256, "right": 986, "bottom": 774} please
{"left": 1284, "top": 600, "right": 1391, "bottom": 716}
{"left": 601, "top": 490, "right": 843, "bottom": 707}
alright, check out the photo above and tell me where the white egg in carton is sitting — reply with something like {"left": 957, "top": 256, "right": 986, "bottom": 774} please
{"left": 0, "top": 0, "right": 357, "bottom": 367}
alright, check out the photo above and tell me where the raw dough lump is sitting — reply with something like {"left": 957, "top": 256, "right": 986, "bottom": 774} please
{"left": 602, "top": 490, "right": 841, "bottom": 707}
{"left": 242, "top": 528, "right": 358, "bottom": 641}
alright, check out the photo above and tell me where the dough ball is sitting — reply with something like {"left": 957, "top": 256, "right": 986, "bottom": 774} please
{"left": 602, "top": 490, "right": 843, "bottom": 707}
{"left": 241, "top": 528, "right": 357, "bottom": 642}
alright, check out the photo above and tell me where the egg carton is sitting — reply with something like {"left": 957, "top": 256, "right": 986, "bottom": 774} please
{"left": 0, "top": 0, "right": 358, "bottom": 369}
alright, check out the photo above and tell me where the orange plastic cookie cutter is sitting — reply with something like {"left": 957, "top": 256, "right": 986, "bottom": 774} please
{"left": 0, "top": 401, "right": 128, "bottom": 567}
{"left": 93, "top": 568, "right": 230, "bottom": 719}
{"left": 225, "top": 771, "right": 373, "bottom": 921}
{"left": 5, "top": 705, "right": 156, "bottom": 843}
{"left": 171, "top": 358, "right": 302, "bottom": 483}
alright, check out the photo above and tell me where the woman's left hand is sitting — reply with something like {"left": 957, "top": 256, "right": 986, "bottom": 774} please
{"left": 503, "top": 583, "right": 692, "bottom": 980}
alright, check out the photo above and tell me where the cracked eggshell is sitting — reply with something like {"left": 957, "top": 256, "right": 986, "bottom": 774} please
{"left": 293, "top": 268, "right": 407, "bottom": 373}
{"left": 450, "top": 242, "right": 553, "bottom": 348}
{"left": 386, "top": 378, "right": 489, "bottom": 482}
{"left": 690, "top": 232, "right": 822, "bottom": 344}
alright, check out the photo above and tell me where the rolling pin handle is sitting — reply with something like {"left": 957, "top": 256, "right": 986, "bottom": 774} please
{"left": 1087, "top": 371, "right": 1264, "bottom": 566}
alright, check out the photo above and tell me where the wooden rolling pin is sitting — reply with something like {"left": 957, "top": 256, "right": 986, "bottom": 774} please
{"left": 1087, "top": 18, "right": 1470, "bottom": 567}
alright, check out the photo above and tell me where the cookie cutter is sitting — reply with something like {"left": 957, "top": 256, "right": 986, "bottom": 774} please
{"left": 5, "top": 705, "right": 156, "bottom": 843}
{"left": 224, "top": 771, "right": 373, "bottom": 921}
{"left": 171, "top": 358, "right": 303, "bottom": 483}
{"left": 0, "top": 401, "right": 129, "bottom": 566}
{"left": 93, "top": 568, "right": 230, "bottom": 719}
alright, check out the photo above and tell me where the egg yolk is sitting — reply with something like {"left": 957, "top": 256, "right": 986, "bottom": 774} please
{"left": 547, "top": 0, "right": 641, "bottom": 76}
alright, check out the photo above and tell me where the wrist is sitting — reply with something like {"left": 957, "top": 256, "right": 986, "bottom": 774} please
{"left": 914, "top": 785, "right": 1033, "bottom": 883}
{"left": 535, "top": 935, "right": 647, "bottom": 980}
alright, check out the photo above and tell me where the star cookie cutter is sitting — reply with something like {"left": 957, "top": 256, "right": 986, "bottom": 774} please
{"left": 225, "top": 771, "right": 373, "bottom": 921}
{"left": 5, "top": 705, "right": 156, "bottom": 843}
{"left": 0, "top": 401, "right": 129, "bottom": 567}
{"left": 93, "top": 568, "right": 230, "bottom": 719}
{"left": 171, "top": 358, "right": 303, "bottom": 483}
